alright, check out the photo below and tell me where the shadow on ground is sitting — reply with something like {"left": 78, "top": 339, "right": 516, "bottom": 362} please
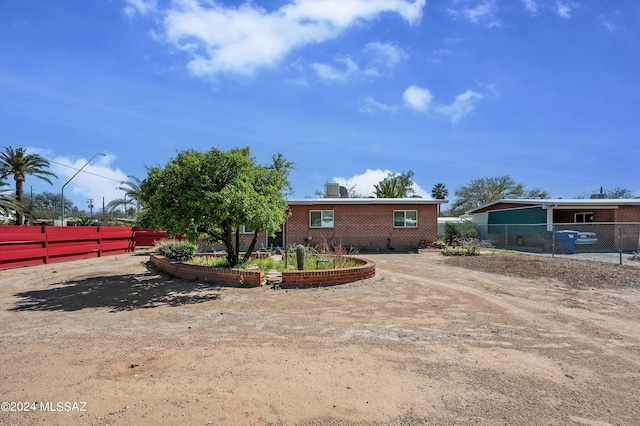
{"left": 10, "top": 266, "right": 223, "bottom": 312}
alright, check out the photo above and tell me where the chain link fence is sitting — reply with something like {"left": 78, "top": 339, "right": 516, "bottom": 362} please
{"left": 450, "top": 221, "right": 640, "bottom": 266}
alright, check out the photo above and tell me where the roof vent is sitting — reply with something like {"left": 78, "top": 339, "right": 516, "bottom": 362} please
{"left": 590, "top": 186, "right": 605, "bottom": 199}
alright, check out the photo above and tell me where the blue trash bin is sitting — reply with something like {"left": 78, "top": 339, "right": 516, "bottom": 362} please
{"left": 555, "top": 230, "right": 578, "bottom": 254}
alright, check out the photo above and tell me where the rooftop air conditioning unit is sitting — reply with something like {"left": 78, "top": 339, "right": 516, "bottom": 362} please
{"left": 324, "top": 183, "right": 340, "bottom": 198}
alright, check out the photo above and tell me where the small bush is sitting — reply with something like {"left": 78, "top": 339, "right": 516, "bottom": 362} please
{"left": 154, "top": 239, "right": 197, "bottom": 262}
{"left": 444, "top": 220, "right": 479, "bottom": 245}
{"left": 441, "top": 237, "right": 492, "bottom": 256}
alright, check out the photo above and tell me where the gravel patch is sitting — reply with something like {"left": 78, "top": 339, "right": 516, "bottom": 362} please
{"left": 443, "top": 252, "right": 640, "bottom": 288}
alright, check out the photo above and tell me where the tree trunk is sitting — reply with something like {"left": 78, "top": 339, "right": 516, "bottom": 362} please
{"left": 242, "top": 230, "right": 260, "bottom": 264}
{"left": 15, "top": 175, "right": 24, "bottom": 225}
{"left": 222, "top": 221, "right": 238, "bottom": 266}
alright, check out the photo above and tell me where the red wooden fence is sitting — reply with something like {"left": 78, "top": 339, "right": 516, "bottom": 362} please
{"left": 0, "top": 226, "right": 168, "bottom": 269}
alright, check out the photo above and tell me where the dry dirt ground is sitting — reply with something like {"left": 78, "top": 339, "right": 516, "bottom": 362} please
{"left": 0, "top": 249, "right": 639, "bottom": 426}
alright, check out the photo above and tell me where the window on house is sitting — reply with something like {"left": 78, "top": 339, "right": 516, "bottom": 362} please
{"left": 394, "top": 210, "right": 417, "bottom": 228}
{"left": 310, "top": 210, "right": 334, "bottom": 228}
{"left": 575, "top": 212, "right": 594, "bottom": 223}
{"left": 240, "top": 224, "right": 253, "bottom": 233}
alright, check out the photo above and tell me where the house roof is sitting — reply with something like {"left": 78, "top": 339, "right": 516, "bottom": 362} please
{"left": 466, "top": 198, "right": 640, "bottom": 215}
{"left": 288, "top": 197, "right": 448, "bottom": 206}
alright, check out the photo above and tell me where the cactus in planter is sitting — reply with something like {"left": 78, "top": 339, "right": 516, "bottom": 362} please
{"left": 295, "top": 244, "right": 306, "bottom": 270}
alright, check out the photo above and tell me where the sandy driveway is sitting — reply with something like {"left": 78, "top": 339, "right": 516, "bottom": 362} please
{"left": 1, "top": 250, "right": 639, "bottom": 425}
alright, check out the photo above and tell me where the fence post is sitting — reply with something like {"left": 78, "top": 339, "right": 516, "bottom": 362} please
{"left": 619, "top": 224, "right": 623, "bottom": 265}
{"left": 505, "top": 224, "right": 508, "bottom": 251}
{"left": 43, "top": 226, "right": 49, "bottom": 264}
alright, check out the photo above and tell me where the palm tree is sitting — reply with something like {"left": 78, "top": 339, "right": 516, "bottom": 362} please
{"left": 0, "top": 180, "right": 22, "bottom": 220}
{"left": 106, "top": 176, "right": 143, "bottom": 218}
{"left": 431, "top": 183, "right": 448, "bottom": 199}
{"left": 0, "top": 147, "right": 57, "bottom": 225}
{"left": 374, "top": 171, "right": 417, "bottom": 198}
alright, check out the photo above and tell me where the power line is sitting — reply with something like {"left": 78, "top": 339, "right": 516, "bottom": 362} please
{"left": 0, "top": 146, "right": 127, "bottom": 184}
{"left": 47, "top": 159, "right": 124, "bottom": 183}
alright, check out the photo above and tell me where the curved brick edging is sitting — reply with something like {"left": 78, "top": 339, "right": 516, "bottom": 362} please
{"left": 149, "top": 254, "right": 375, "bottom": 288}
{"left": 150, "top": 254, "right": 264, "bottom": 287}
{"left": 281, "top": 256, "right": 376, "bottom": 287}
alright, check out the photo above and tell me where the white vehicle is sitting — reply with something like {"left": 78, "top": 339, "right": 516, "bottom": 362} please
{"left": 574, "top": 231, "right": 598, "bottom": 245}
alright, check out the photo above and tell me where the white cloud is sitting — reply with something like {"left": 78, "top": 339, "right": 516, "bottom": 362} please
{"left": 364, "top": 85, "right": 483, "bottom": 123}
{"left": 311, "top": 57, "right": 359, "bottom": 82}
{"left": 521, "top": 0, "right": 539, "bottom": 13}
{"left": 123, "top": 0, "right": 157, "bottom": 17}
{"left": 312, "top": 42, "right": 406, "bottom": 82}
{"left": 435, "top": 90, "right": 483, "bottom": 123}
{"left": 359, "top": 96, "right": 397, "bottom": 113}
{"left": 332, "top": 169, "right": 430, "bottom": 198}
{"left": 447, "top": 0, "right": 502, "bottom": 27}
{"left": 403, "top": 85, "right": 433, "bottom": 111}
{"left": 159, "top": 0, "right": 425, "bottom": 78}
{"left": 598, "top": 14, "right": 616, "bottom": 32}
{"left": 365, "top": 42, "right": 408, "bottom": 68}
{"left": 28, "top": 148, "right": 129, "bottom": 209}
{"left": 556, "top": 1, "right": 572, "bottom": 19}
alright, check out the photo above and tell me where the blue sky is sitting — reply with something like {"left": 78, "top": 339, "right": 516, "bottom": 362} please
{"left": 1, "top": 0, "right": 638, "bottom": 212}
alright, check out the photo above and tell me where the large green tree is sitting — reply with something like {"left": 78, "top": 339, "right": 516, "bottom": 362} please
{"left": 138, "top": 147, "right": 293, "bottom": 267}
{"left": 374, "top": 171, "right": 418, "bottom": 198}
{"left": 0, "top": 147, "right": 57, "bottom": 225}
{"left": 449, "top": 175, "right": 547, "bottom": 216}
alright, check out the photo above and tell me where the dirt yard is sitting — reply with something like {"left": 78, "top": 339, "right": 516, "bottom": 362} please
{"left": 0, "top": 249, "right": 639, "bottom": 426}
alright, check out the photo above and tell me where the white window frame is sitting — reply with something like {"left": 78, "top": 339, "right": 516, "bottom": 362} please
{"left": 310, "top": 210, "right": 334, "bottom": 228}
{"left": 239, "top": 224, "right": 254, "bottom": 234}
{"left": 393, "top": 210, "right": 418, "bottom": 228}
{"left": 575, "top": 212, "right": 594, "bottom": 223}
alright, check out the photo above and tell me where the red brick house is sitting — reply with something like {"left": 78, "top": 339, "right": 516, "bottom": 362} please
{"left": 230, "top": 198, "right": 446, "bottom": 252}
{"left": 285, "top": 198, "right": 444, "bottom": 251}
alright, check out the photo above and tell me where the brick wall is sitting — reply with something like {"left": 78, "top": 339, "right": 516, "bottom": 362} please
{"left": 614, "top": 205, "right": 640, "bottom": 222}
{"left": 287, "top": 203, "right": 439, "bottom": 251}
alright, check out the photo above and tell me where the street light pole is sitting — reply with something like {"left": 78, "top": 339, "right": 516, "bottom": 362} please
{"left": 60, "top": 153, "right": 105, "bottom": 226}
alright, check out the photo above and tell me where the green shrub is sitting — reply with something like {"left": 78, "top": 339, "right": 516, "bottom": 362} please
{"left": 154, "top": 239, "right": 197, "bottom": 262}
{"left": 444, "top": 220, "right": 479, "bottom": 244}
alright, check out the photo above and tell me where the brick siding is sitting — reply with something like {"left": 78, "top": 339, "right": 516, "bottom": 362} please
{"left": 287, "top": 203, "right": 439, "bottom": 251}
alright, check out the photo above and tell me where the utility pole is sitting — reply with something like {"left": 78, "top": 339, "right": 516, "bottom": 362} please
{"left": 87, "top": 199, "right": 94, "bottom": 218}
{"left": 60, "top": 153, "right": 105, "bottom": 226}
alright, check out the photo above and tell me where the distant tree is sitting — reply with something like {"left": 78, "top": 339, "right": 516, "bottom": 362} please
{"left": 24, "top": 191, "right": 74, "bottom": 221}
{"left": 449, "top": 175, "right": 547, "bottom": 216}
{"left": 137, "top": 147, "right": 293, "bottom": 267}
{"left": 106, "top": 176, "right": 143, "bottom": 217}
{"left": 0, "top": 180, "right": 21, "bottom": 220}
{"left": 431, "top": 183, "right": 448, "bottom": 200}
{"left": 588, "top": 187, "right": 634, "bottom": 199}
{"left": 0, "top": 147, "right": 57, "bottom": 225}
{"left": 374, "top": 170, "right": 419, "bottom": 198}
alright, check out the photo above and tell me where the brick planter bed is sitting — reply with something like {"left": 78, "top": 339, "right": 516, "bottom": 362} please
{"left": 149, "top": 254, "right": 375, "bottom": 288}
{"left": 280, "top": 256, "right": 375, "bottom": 287}
{"left": 150, "top": 254, "right": 264, "bottom": 287}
